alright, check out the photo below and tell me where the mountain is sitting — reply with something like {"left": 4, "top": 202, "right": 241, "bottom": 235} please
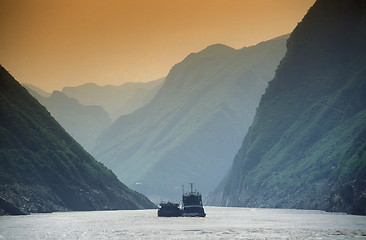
{"left": 208, "top": 0, "right": 366, "bottom": 215}
{"left": 24, "top": 88, "right": 111, "bottom": 152}
{"left": 22, "top": 83, "right": 51, "bottom": 97}
{"left": 92, "top": 36, "right": 288, "bottom": 202}
{"left": 0, "top": 66, "right": 156, "bottom": 215}
{"left": 62, "top": 78, "right": 164, "bottom": 120}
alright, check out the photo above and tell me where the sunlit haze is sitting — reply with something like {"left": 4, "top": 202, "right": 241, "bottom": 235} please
{"left": 0, "top": 0, "right": 315, "bottom": 91}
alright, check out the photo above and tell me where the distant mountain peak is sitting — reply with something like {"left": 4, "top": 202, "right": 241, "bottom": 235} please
{"left": 50, "top": 90, "right": 67, "bottom": 98}
{"left": 61, "top": 78, "right": 164, "bottom": 120}
{"left": 62, "top": 83, "right": 101, "bottom": 92}
{"left": 187, "top": 44, "right": 236, "bottom": 59}
{"left": 201, "top": 43, "right": 235, "bottom": 53}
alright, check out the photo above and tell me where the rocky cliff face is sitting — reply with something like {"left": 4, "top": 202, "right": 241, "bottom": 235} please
{"left": 92, "top": 36, "right": 288, "bottom": 202}
{"left": 209, "top": 0, "right": 366, "bottom": 215}
{"left": 0, "top": 66, "right": 156, "bottom": 215}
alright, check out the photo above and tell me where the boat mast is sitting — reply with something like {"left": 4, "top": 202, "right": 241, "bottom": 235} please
{"left": 190, "top": 183, "right": 194, "bottom": 193}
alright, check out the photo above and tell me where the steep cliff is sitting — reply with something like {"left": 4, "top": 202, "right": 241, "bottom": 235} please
{"left": 0, "top": 66, "right": 156, "bottom": 215}
{"left": 209, "top": 0, "right": 366, "bottom": 215}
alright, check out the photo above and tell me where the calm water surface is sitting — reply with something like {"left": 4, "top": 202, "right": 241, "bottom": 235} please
{"left": 0, "top": 207, "right": 365, "bottom": 239}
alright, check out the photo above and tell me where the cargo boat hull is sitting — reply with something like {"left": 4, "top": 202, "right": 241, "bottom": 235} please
{"left": 157, "top": 202, "right": 182, "bottom": 217}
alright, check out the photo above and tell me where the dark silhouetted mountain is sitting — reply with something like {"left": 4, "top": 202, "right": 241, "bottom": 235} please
{"left": 0, "top": 66, "right": 156, "bottom": 215}
{"left": 92, "top": 36, "right": 288, "bottom": 202}
{"left": 208, "top": 0, "right": 366, "bottom": 215}
{"left": 22, "top": 83, "right": 50, "bottom": 97}
{"left": 24, "top": 88, "right": 111, "bottom": 152}
{"left": 62, "top": 79, "right": 164, "bottom": 120}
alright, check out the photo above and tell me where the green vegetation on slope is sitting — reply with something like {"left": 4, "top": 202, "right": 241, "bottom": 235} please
{"left": 92, "top": 36, "right": 288, "bottom": 202}
{"left": 0, "top": 66, "right": 155, "bottom": 215}
{"left": 210, "top": 0, "right": 366, "bottom": 215}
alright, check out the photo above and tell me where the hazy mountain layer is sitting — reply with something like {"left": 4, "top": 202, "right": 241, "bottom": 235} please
{"left": 0, "top": 66, "right": 155, "bottom": 215}
{"left": 62, "top": 79, "right": 164, "bottom": 120}
{"left": 92, "top": 36, "right": 288, "bottom": 202}
{"left": 25, "top": 89, "right": 111, "bottom": 152}
{"left": 22, "top": 83, "right": 51, "bottom": 97}
{"left": 209, "top": 0, "right": 366, "bottom": 215}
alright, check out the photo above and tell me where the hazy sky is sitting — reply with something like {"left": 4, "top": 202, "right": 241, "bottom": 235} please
{"left": 0, "top": 0, "right": 316, "bottom": 91}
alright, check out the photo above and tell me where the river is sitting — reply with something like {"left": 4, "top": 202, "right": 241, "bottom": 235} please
{"left": 0, "top": 207, "right": 365, "bottom": 239}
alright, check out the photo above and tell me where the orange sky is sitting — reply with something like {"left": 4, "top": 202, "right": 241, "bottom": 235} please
{"left": 0, "top": 0, "right": 316, "bottom": 92}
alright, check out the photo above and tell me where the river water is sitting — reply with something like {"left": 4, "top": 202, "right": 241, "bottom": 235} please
{"left": 0, "top": 207, "right": 365, "bottom": 239}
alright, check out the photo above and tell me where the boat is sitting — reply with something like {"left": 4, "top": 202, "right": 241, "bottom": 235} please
{"left": 182, "top": 183, "right": 206, "bottom": 217}
{"left": 157, "top": 202, "right": 182, "bottom": 217}
{"left": 157, "top": 183, "right": 206, "bottom": 217}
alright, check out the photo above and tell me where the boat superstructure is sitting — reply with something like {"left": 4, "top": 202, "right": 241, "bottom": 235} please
{"left": 182, "top": 183, "right": 206, "bottom": 217}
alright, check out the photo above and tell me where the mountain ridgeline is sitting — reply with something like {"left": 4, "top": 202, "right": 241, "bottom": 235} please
{"left": 92, "top": 35, "right": 288, "bottom": 202}
{"left": 209, "top": 0, "right": 366, "bottom": 215}
{"left": 24, "top": 89, "right": 112, "bottom": 152}
{"left": 22, "top": 83, "right": 51, "bottom": 97}
{"left": 24, "top": 79, "right": 163, "bottom": 152}
{"left": 0, "top": 66, "right": 156, "bottom": 215}
{"left": 61, "top": 79, "right": 164, "bottom": 121}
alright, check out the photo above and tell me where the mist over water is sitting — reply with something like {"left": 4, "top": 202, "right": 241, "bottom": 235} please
{"left": 1, "top": 207, "right": 365, "bottom": 239}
